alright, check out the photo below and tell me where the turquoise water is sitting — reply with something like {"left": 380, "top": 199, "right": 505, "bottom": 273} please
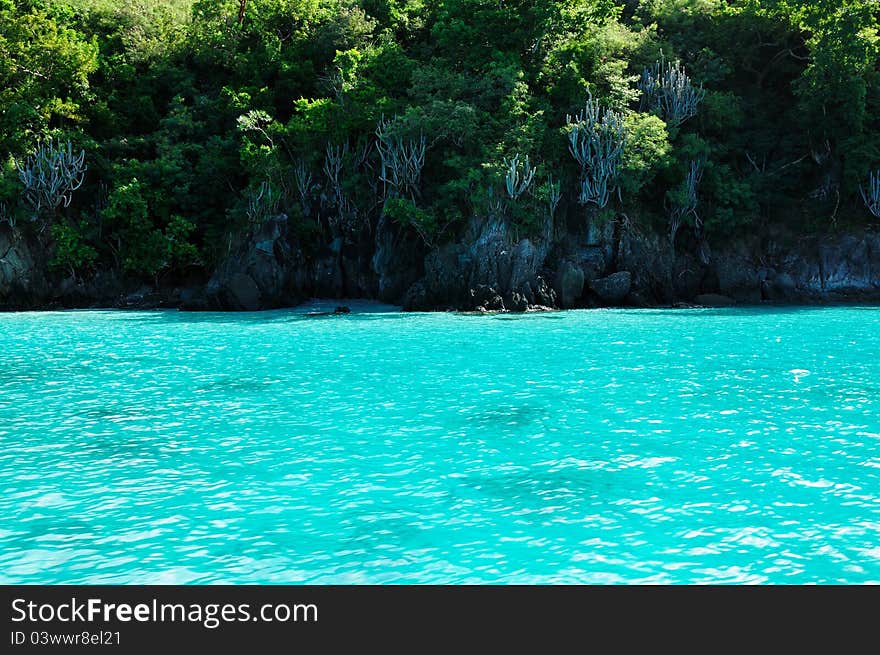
{"left": 2, "top": 303, "right": 880, "bottom": 584}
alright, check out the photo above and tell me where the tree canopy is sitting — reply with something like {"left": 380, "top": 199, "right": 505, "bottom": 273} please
{"left": 1, "top": 0, "right": 878, "bottom": 280}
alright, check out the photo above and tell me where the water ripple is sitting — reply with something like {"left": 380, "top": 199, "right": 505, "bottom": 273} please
{"left": 1, "top": 306, "right": 880, "bottom": 583}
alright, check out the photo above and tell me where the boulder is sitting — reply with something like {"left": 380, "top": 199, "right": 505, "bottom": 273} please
{"left": 508, "top": 239, "right": 543, "bottom": 291}
{"left": 402, "top": 280, "right": 430, "bottom": 311}
{"left": 313, "top": 253, "right": 343, "bottom": 298}
{"left": 533, "top": 276, "right": 557, "bottom": 307}
{"left": 421, "top": 245, "right": 469, "bottom": 308}
{"left": 616, "top": 231, "right": 673, "bottom": 304}
{"left": 470, "top": 284, "right": 505, "bottom": 311}
{"left": 554, "top": 260, "right": 584, "bottom": 308}
{"left": 505, "top": 291, "right": 529, "bottom": 312}
{"left": 575, "top": 246, "right": 607, "bottom": 283}
{"left": 225, "top": 273, "right": 261, "bottom": 311}
{"left": 714, "top": 246, "right": 762, "bottom": 302}
{"left": 590, "top": 271, "right": 632, "bottom": 305}
{"left": 627, "top": 291, "right": 653, "bottom": 308}
{"left": 179, "top": 287, "right": 210, "bottom": 311}
{"left": 672, "top": 260, "right": 703, "bottom": 300}
{"left": 763, "top": 272, "right": 798, "bottom": 301}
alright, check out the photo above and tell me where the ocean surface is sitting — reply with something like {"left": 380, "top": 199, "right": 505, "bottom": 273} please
{"left": 2, "top": 303, "right": 880, "bottom": 584}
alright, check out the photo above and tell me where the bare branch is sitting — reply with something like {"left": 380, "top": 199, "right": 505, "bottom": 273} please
{"left": 293, "top": 159, "right": 314, "bottom": 214}
{"left": 246, "top": 181, "right": 279, "bottom": 225}
{"left": 546, "top": 175, "right": 561, "bottom": 220}
{"left": 376, "top": 116, "right": 427, "bottom": 202}
{"left": 669, "top": 159, "right": 704, "bottom": 250}
{"left": 861, "top": 170, "right": 880, "bottom": 219}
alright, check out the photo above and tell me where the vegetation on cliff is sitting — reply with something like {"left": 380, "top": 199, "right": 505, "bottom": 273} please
{"left": 1, "top": 0, "right": 879, "bottom": 290}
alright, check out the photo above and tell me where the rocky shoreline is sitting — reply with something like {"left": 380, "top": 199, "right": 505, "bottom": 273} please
{"left": 3, "top": 216, "right": 880, "bottom": 313}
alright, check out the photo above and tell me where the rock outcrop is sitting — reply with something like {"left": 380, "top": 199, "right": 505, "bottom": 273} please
{"left": 590, "top": 271, "right": 632, "bottom": 305}
{"left": 0, "top": 227, "right": 50, "bottom": 309}
{"left": 198, "top": 214, "right": 307, "bottom": 311}
{"left": 372, "top": 215, "right": 423, "bottom": 304}
{"left": 5, "top": 211, "right": 880, "bottom": 313}
{"left": 553, "top": 260, "right": 585, "bottom": 308}
{"left": 711, "top": 231, "right": 880, "bottom": 303}
{"left": 404, "top": 220, "right": 556, "bottom": 312}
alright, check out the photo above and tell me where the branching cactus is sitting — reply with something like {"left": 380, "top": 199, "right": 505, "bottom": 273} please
{"left": 861, "top": 170, "right": 880, "bottom": 218}
{"left": 504, "top": 154, "right": 536, "bottom": 201}
{"left": 15, "top": 141, "right": 87, "bottom": 218}
{"left": 577, "top": 159, "right": 617, "bottom": 208}
{"left": 639, "top": 55, "right": 705, "bottom": 127}
{"left": 566, "top": 92, "right": 626, "bottom": 208}
{"left": 668, "top": 159, "right": 704, "bottom": 248}
{"left": 376, "top": 116, "right": 426, "bottom": 201}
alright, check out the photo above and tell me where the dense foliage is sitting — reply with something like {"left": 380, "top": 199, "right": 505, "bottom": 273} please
{"left": 1, "top": 0, "right": 879, "bottom": 281}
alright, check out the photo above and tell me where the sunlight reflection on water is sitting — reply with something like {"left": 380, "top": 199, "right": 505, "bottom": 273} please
{"left": 1, "top": 305, "right": 880, "bottom": 583}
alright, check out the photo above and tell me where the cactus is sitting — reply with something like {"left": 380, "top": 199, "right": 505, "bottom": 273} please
{"left": 639, "top": 55, "right": 705, "bottom": 127}
{"left": 15, "top": 141, "right": 87, "bottom": 219}
{"left": 566, "top": 92, "right": 626, "bottom": 209}
{"left": 486, "top": 185, "right": 506, "bottom": 222}
{"left": 504, "top": 153, "right": 536, "bottom": 201}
